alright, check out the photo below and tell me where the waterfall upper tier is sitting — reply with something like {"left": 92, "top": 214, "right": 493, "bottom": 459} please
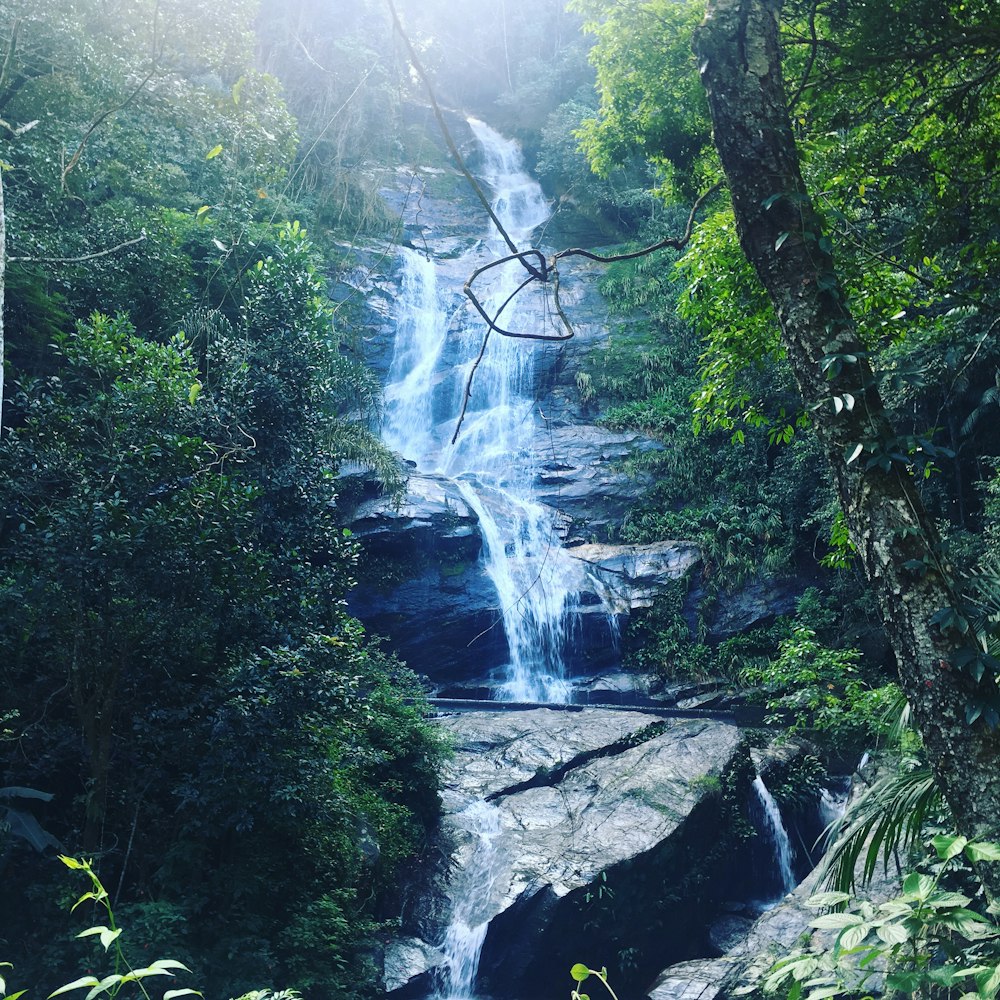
{"left": 346, "top": 115, "right": 702, "bottom": 692}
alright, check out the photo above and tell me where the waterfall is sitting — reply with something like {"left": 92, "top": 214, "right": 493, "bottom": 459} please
{"left": 382, "top": 118, "right": 583, "bottom": 704}
{"left": 751, "top": 775, "right": 796, "bottom": 898}
{"left": 436, "top": 800, "right": 503, "bottom": 1000}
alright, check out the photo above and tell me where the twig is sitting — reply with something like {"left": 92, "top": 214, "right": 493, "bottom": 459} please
{"left": 9, "top": 231, "right": 147, "bottom": 264}
{"left": 451, "top": 182, "right": 722, "bottom": 442}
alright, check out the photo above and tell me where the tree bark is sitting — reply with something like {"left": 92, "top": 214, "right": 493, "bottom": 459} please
{"left": 1, "top": 165, "right": 5, "bottom": 436}
{"left": 694, "top": 0, "right": 1000, "bottom": 863}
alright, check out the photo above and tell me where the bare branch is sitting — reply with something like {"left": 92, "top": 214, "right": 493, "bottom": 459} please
{"left": 9, "top": 231, "right": 147, "bottom": 264}
{"left": 451, "top": 183, "right": 722, "bottom": 443}
{"left": 61, "top": 68, "right": 156, "bottom": 190}
{"left": 61, "top": 2, "right": 161, "bottom": 190}
{"left": 386, "top": 0, "right": 544, "bottom": 280}
{"left": 550, "top": 180, "right": 722, "bottom": 267}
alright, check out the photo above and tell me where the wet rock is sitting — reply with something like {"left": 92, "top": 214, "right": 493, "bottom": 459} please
{"left": 348, "top": 471, "right": 480, "bottom": 550}
{"left": 698, "top": 578, "right": 809, "bottom": 641}
{"left": 382, "top": 936, "right": 445, "bottom": 998}
{"left": 648, "top": 959, "right": 738, "bottom": 1000}
{"left": 568, "top": 540, "right": 702, "bottom": 612}
{"left": 390, "top": 707, "right": 747, "bottom": 1000}
{"left": 532, "top": 425, "right": 665, "bottom": 538}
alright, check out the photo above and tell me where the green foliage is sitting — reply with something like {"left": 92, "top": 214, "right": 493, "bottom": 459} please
{"left": 820, "top": 758, "right": 942, "bottom": 897}
{"left": 47, "top": 856, "right": 200, "bottom": 1000}
{"left": 741, "top": 835, "right": 1000, "bottom": 1000}
{"left": 740, "top": 626, "right": 895, "bottom": 750}
{"left": 569, "top": 0, "right": 712, "bottom": 199}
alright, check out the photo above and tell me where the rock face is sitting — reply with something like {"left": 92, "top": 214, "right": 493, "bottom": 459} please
{"left": 347, "top": 476, "right": 703, "bottom": 685}
{"left": 345, "top": 472, "right": 510, "bottom": 676}
{"left": 387, "top": 707, "right": 750, "bottom": 1000}
{"left": 569, "top": 540, "right": 702, "bottom": 614}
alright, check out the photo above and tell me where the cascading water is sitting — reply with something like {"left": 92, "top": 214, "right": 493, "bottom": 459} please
{"left": 436, "top": 800, "right": 504, "bottom": 1000}
{"left": 751, "top": 775, "right": 796, "bottom": 899}
{"left": 382, "top": 118, "right": 583, "bottom": 704}
{"left": 380, "top": 118, "right": 597, "bottom": 1000}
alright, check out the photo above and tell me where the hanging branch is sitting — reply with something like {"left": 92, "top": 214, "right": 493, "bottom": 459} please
{"left": 385, "top": 0, "right": 544, "bottom": 280}
{"left": 452, "top": 182, "right": 722, "bottom": 442}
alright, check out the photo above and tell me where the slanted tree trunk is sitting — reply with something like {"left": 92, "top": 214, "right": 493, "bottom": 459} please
{"left": 694, "top": 0, "right": 1000, "bottom": 865}
{"left": 1, "top": 166, "right": 5, "bottom": 436}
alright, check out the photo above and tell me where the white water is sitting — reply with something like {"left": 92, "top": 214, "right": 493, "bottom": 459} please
{"left": 382, "top": 118, "right": 582, "bottom": 704}
{"left": 437, "top": 800, "right": 504, "bottom": 1000}
{"left": 752, "top": 775, "right": 796, "bottom": 898}
{"left": 818, "top": 784, "right": 849, "bottom": 830}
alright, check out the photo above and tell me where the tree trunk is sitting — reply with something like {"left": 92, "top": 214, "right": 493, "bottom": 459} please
{"left": 1, "top": 165, "right": 5, "bottom": 436}
{"left": 694, "top": 0, "right": 1000, "bottom": 861}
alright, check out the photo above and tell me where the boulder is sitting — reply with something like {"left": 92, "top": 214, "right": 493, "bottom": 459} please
{"left": 348, "top": 471, "right": 480, "bottom": 552}
{"left": 568, "top": 540, "right": 702, "bottom": 614}
{"left": 648, "top": 959, "right": 739, "bottom": 1000}
{"left": 388, "top": 707, "right": 748, "bottom": 1000}
{"left": 382, "top": 937, "right": 445, "bottom": 998}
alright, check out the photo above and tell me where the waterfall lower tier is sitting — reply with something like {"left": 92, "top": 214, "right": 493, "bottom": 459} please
{"left": 455, "top": 481, "right": 576, "bottom": 704}
{"left": 751, "top": 775, "right": 796, "bottom": 899}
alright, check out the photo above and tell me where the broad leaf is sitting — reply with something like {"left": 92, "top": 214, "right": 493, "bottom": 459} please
{"left": 933, "top": 834, "right": 968, "bottom": 861}
{"left": 48, "top": 977, "right": 100, "bottom": 998}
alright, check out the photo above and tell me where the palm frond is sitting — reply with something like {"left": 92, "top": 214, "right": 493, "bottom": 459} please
{"left": 325, "top": 419, "right": 406, "bottom": 500}
{"left": 818, "top": 759, "right": 942, "bottom": 894}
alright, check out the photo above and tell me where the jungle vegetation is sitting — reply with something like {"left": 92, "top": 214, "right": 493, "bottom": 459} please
{"left": 2, "top": 0, "right": 1000, "bottom": 998}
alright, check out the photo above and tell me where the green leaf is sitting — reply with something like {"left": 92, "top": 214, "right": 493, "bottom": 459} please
{"left": 933, "top": 834, "right": 968, "bottom": 861}
{"left": 206, "top": 144, "right": 223, "bottom": 160}
{"left": 6, "top": 990, "right": 27, "bottom": 1000}
{"left": 83, "top": 975, "right": 122, "bottom": 1000}
{"left": 803, "top": 988, "right": 840, "bottom": 1000}
{"left": 775, "top": 231, "right": 790, "bottom": 251}
{"left": 59, "top": 856, "right": 85, "bottom": 871}
{"left": 886, "top": 971, "right": 921, "bottom": 992}
{"left": 937, "top": 910, "right": 995, "bottom": 938}
{"left": 188, "top": 382, "right": 202, "bottom": 406}
{"left": 99, "top": 928, "right": 122, "bottom": 951}
{"left": 75, "top": 927, "right": 110, "bottom": 941}
{"left": 902, "top": 872, "right": 935, "bottom": 901}
{"left": 196, "top": 206, "right": 211, "bottom": 218}
{"left": 145, "top": 961, "right": 190, "bottom": 974}
{"left": 810, "top": 913, "right": 863, "bottom": 930}
{"left": 977, "top": 964, "right": 1000, "bottom": 997}
{"left": 966, "top": 841, "right": 1000, "bottom": 863}
{"left": 806, "top": 892, "right": 851, "bottom": 909}
{"left": 875, "top": 922, "right": 909, "bottom": 945}
{"left": 838, "top": 923, "right": 869, "bottom": 950}
{"left": 48, "top": 977, "right": 100, "bottom": 999}
{"left": 845, "top": 442, "right": 864, "bottom": 464}
{"left": 928, "top": 890, "right": 972, "bottom": 908}
{"left": 570, "top": 964, "right": 591, "bottom": 983}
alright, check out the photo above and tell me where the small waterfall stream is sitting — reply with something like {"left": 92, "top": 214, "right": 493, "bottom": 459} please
{"left": 751, "top": 775, "right": 796, "bottom": 899}
{"left": 437, "top": 800, "right": 504, "bottom": 1000}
